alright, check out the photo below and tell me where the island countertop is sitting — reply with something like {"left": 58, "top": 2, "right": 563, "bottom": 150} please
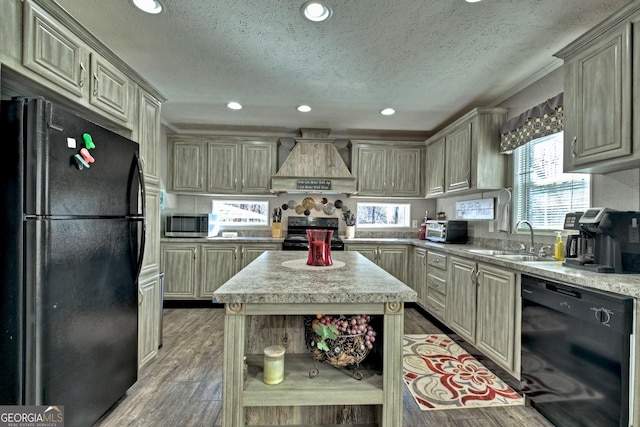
{"left": 213, "top": 251, "right": 417, "bottom": 304}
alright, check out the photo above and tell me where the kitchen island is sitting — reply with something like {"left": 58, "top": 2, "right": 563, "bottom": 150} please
{"left": 214, "top": 251, "right": 417, "bottom": 427}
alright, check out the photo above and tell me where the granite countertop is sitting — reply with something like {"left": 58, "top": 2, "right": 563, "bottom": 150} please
{"left": 403, "top": 239, "right": 640, "bottom": 299}
{"left": 163, "top": 235, "right": 640, "bottom": 299}
{"left": 160, "top": 236, "right": 284, "bottom": 243}
{"left": 213, "top": 251, "right": 417, "bottom": 304}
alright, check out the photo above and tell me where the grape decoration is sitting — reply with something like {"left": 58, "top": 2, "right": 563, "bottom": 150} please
{"left": 304, "top": 314, "right": 376, "bottom": 380}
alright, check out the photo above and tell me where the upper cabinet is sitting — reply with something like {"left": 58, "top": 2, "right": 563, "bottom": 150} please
{"left": 351, "top": 141, "right": 425, "bottom": 197}
{"left": 134, "top": 90, "right": 162, "bottom": 186}
{"left": 168, "top": 136, "right": 278, "bottom": 195}
{"left": 425, "top": 108, "right": 507, "bottom": 198}
{"left": 22, "top": 1, "right": 133, "bottom": 128}
{"left": 556, "top": 2, "right": 640, "bottom": 174}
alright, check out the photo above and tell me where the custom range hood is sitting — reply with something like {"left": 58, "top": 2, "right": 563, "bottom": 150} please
{"left": 270, "top": 129, "right": 357, "bottom": 194}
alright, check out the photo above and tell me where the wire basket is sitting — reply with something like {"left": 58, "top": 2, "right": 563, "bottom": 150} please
{"left": 304, "top": 316, "right": 372, "bottom": 379}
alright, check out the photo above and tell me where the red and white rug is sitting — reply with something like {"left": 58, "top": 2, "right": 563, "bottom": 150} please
{"left": 403, "top": 334, "right": 524, "bottom": 410}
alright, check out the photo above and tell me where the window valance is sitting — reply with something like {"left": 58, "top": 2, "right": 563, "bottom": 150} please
{"left": 500, "top": 93, "right": 563, "bottom": 153}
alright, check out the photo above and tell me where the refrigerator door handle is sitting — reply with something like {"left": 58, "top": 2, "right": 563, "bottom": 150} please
{"left": 133, "top": 153, "right": 146, "bottom": 280}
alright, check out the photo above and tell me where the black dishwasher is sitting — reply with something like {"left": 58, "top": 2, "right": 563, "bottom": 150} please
{"left": 521, "top": 275, "right": 634, "bottom": 427}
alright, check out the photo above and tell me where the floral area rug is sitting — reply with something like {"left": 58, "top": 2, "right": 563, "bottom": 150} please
{"left": 403, "top": 334, "right": 524, "bottom": 410}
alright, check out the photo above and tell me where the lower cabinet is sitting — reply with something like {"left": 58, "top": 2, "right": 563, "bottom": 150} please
{"left": 411, "top": 247, "right": 427, "bottom": 306}
{"left": 345, "top": 243, "right": 408, "bottom": 283}
{"left": 160, "top": 243, "right": 199, "bottom": 299}
{"left": 447, "top": 256, "right": 517, "bottom": 374}
{"left": 448, "top": 257, "right": 477, "bottom": 343}
{"left": 161, "top": 242, "right": 280, "bottom": 300}
{"left": 138, "top": 273, "right": 161, "bottom": 370}
{"left": 475, "top": 264, "right": 518, "bottom": 373}
{"left": 425, "top": 251, "right": 447, "bottom": 322}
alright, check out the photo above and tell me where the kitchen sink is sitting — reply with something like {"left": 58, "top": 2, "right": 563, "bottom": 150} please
{"left": 466, "top": 249, "right": 557, "bottom": 262}
{"left": 466, "top": 249, "right": 512, "bottom": 255}
{"left": 493, "top": 254, "right": 556, "bottom": 262}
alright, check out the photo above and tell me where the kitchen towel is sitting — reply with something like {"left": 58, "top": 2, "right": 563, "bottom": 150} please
{"left": 497, "top": 188, "right": 511, "bottom": 233}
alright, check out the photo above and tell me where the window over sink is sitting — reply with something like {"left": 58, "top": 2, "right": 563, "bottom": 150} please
{"left": 513, "top": 132, "right": 590, "bottom": 230}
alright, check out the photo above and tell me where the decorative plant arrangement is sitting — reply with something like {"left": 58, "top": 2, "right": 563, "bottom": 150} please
{"left": 342, "top": 210, "right": 356, "bottom": 226}
{"left": 305, "top": 314, "right": 376, "bottom": 380}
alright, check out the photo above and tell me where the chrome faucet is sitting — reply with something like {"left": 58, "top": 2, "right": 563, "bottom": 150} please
{"left": 514, "top": 220, "right": 535, "bottom": 254}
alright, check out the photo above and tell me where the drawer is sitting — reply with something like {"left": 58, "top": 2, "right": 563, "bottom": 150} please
{"left": 427, "top": 285, "right": 446, "bottom": 305}
{"left": 427, "top": 272, "right": 447, "bottom": 295}
{"left": 427, "top": 252, "right": 447, "bottom": 270}
{"left": 425, "top": 296, "right": 446, "bottom": 320}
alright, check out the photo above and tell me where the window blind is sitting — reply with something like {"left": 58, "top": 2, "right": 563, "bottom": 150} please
{"left": 513, "top": 132, "right": 590, "bottom": 229}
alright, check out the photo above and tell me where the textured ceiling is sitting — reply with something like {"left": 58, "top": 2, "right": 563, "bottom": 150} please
{"left": 55, "top": 0, "right": 631, "bottom": 137}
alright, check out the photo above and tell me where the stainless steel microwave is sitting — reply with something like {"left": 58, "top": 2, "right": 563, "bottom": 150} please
{"left": 165, "top": 214, "right": 208, "bottom": 237}
{"left": 425, "top": 220, "right": 468, "bottom": 243}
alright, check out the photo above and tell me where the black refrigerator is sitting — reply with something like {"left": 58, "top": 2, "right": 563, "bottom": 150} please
{"left": 0, "top": 97, "right": 145, "bottom": 426}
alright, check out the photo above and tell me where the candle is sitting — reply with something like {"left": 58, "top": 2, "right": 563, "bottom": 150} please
{"left": 263, "top": 345, "right": 285, "bottom": 385}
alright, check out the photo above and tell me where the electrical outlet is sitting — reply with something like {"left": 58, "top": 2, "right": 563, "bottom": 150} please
{"left": 488, "top": 221, "right": 494, "bottom": 233}
{"left": 411, "top": 219, "right": 418, "bottom": 228}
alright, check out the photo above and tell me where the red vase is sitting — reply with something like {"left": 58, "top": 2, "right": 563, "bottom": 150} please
{"left": 306, "top": 229, "right": 333, "bottom": 266}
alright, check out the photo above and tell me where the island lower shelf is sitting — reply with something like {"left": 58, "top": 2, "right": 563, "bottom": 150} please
{"left": 243, "top": 353, "right": 384, "bottom": 407}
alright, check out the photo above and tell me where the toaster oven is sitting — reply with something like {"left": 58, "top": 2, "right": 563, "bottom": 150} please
{"left": 425, "top": 220, "right": 468, "bottom": 243}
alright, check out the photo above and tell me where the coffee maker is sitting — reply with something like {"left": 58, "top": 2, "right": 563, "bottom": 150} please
{"left": 563, "top": 208, "right": 640, "bottom": 273}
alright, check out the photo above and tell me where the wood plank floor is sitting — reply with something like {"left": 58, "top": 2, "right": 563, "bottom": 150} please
{"left": 95, "top": 306, "right": 554, "bottom": 427}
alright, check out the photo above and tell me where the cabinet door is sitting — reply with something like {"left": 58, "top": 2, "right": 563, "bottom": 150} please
{"left": 377, "top": 245, "right": 408, "bottom": 283}
{"left": 22, "top": 1, "right": 89, "bottom": 98}
{"left": 171, "top": 141, "right": 205, "bottom": 192}
{"left": 345, "top": 244, "right": 378, "bottom": 263}
{"left": 199, "top": 245, "right": 238, "bottom": 298}
{"left": 137, "top": 91, "right": 161, "bottom": 186}
{"left": 207, "top": 144, "right": 238, "bottom": 193}
{"left": 425, "top": 138, "right": 445, "bottom": 197}
{"left": 161, "top": 244, "right": 198, "bottom": 298}
{"left": 563, "top": 22, "right": 632, "bottom": 171}
{"left": 390, "top": 147, "right": 423, "bottom": 197}
{"left": 445, "top": 123, "right": 472, "bottom": 193}
{"left": 241, "top": 243, "right": 280, "bottom": 268}
{"left": 242, "top": 143, "right": 276, "bottom": 194}
{"left": 475, "top": 264, "right": 516, "bottom": 372}
{"left": 89, "top": 52, "right": 131, "bottom": 124}
{"left": 447, "top": 257, "right": 477, "bottom": 343}
{"left": 412, "top": 247, "right": 427, "bottom": 306}
{"left": 141, "top": 187, "right": 160, "bottom": 276}
{"left": 138, "top": 274, "right": 159, "bottom": 370}
{"left": 356, "top": 146, "right": 387, "bottom": 196}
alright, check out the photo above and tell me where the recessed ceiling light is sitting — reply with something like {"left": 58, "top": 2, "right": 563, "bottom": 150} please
{"left": 465, "top": 0, "right": 482, "bottom": 3}
{"left": 297, "top": 105, "right": 312, "bottom": 112}
{"left": 227, "top": 102, "right": 243, "bottom": 110}
{"left": 301, "top": 1, "right": 333, "bottom": 22}
{"left": 132, "top": 0, "right": 163, "bottom": 14}
{"left": 380, "top": 108, "right": 395, "bottom": 116}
